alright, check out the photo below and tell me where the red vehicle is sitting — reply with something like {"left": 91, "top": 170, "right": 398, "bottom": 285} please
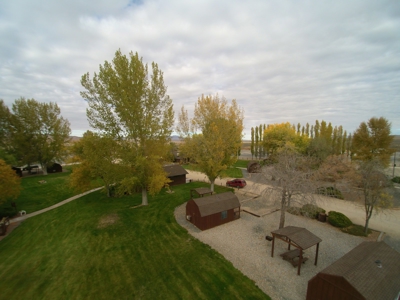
{"left": 226, "top": 179, "right": 247, "bottom": 188}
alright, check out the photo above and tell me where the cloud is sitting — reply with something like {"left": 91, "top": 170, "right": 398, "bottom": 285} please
{"left": 0, "top": 0, "right": 399, "bottom": 138}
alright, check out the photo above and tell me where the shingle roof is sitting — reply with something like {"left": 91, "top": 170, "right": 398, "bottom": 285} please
{"left": 321, "top": 241, "right": 400, "bottom": 300}
{"left": 193, "top": 192, "right": 240, "bottom": 217}
{"left": 163, "top": 164, "right": 188, "bottom": 177}
{"left": 271, "top": 226, "right": 322, "bottom": 249}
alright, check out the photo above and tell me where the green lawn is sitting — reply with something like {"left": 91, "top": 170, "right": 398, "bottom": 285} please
{"left": 0, "top": 182, "right": 270, "bottom": 299}
{"left": 233, "top": 159, "right": 249, "bottom": 168}
{"left": 0, "top": 166, "right": 103, "bottom": 215}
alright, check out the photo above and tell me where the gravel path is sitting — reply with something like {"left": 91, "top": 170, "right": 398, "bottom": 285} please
{"left": 174, "top": 201, "right": 369, "bottom": 300}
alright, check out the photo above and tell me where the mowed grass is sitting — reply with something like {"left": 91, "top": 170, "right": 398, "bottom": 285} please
{"left": 1, "top": 166, "right": 102, "bottom": 214}
{"left": 0, "top": 182, "right": 270, "bottom": 299}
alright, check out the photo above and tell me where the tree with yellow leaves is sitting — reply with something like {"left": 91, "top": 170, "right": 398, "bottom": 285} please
{"left": 0, "top": 159, "right": 21, "bottom": 205}
{"left": 177, "top": 94, "right": 244, "bottom": 192}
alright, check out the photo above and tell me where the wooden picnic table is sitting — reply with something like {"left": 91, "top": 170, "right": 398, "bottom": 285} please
{"left": 280, "top": 249, "right": 308, "bottom": 267}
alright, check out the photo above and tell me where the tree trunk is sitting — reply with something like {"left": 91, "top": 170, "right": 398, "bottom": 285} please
{"left": 41, "top": 163, "right": 48, "bottom": 175}
{"left": 142, "top": 188, "right": 148, "bottom": 206}
{"left": 279, "top": 189, "right": 287, "bottom": 229}
{"left": 210, "top": 179, "right": 215, "bottom": 193}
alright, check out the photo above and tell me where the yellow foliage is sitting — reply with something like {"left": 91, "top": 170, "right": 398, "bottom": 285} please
{"left": 0, "top": 159, "right": 21, "bottom": 204}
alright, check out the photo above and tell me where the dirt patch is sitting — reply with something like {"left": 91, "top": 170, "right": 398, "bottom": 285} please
{"left": 97, "top": 213, "right": 119, "bottom": 228}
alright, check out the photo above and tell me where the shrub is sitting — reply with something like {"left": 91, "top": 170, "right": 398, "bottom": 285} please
{"left": 316, "top": 186, "right": 344, "bottom": 199}
{"left": 341, "top": 224, "right": 372, "bottom": 237}
{"left": 328, "top": 211, "right": 352, "bottom": 228}
{"left": 392, "top": 176, "right": 400, "bottom": 184}
{"left": 0, "top": 207, "right": 18, "bottom": 218}
{"left": 300, "top": 204, "right": 325, "bottom": 219}
{"left": 287, "top": 206, "right": 301, "bottom": 216}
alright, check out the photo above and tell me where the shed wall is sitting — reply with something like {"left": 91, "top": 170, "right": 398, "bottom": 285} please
{"left": 168, "top": 174, "right": 186, "bottom": 186}
{"left": 307, "top": 274, "right": 365, "bottom": 300}
{"left": 186, "top": 200, "right": 240, "bottom": 231}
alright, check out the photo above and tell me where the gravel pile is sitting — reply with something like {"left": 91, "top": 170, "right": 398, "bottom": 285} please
{"left": 174, "top": 202, "right": 366, "bottom": 300}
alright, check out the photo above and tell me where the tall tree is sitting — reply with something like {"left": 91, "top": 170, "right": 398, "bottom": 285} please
{"left": 251, "top": 127, "right": 255, "bottom": 159}
{"left": 0, "top": 159, "right": 21, "bottom": 205}
{"left": 261, "top": 147, "right": 317, "bottom": 228}
{"left": 259, "top": 124, "right": 263, "bottom": 159}
{"left": 9, "top": 98, "right": 71, "bottom": 174}
{"left": 255, "top": 125, "right": 259, "bottom": 159}
{"left": 352, "top": 117, "right": 394, "bottom": 166}
{"left": 177, "top": 94, "right": 244, "bottom": 192}
{"left": 263, "top": 122, "right": 309, "bottom": 156}
{"left": 69, "top": 131, "right": 124, "bottom": 197}
{"left": 355, "top": 160, "right": 393, "bottom": 234}
{"left": 314, "top": 120, "right": 320, "bottom": 138}
{"left": 81, "top": 49, "right": 174, "bottom": 205}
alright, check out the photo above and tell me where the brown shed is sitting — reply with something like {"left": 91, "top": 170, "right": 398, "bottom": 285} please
{"left": 186, "top": 192, "right": 240, "bottom": 230}
{"left": 306, "top": 241, "right": 400, "bottom": 300}
{"left": 163, "top": 164, "right": 188, "bottom": 186}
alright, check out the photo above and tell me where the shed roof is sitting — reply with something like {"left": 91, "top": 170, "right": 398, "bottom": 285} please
{"left": 271, "top": 226, "right": 322, "bottom": 250}
{"left": 193, "top": 192, "right": 240, "bottom": 217}
{"left": 163, "top": 164, "right": 188, "bottom": 177}
{"left": 320, "top": 241, "right": 400, "bottom": 300}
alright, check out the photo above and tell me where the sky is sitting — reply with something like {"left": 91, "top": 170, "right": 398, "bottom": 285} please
{"left": 1, "top": 0, "right": 399, "bottom": 139}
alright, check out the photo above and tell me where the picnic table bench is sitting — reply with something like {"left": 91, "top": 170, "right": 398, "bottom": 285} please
{"left": 0, "top": 217, "right": 10, "bottom": 236}
{"left": 280, "top": 249, "right": 308, "bottom": 267}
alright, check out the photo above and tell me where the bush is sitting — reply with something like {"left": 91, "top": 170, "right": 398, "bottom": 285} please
{"left": 300, "top": 204, "right": 325, "bottom": 219}
{"left": 392, "top": 176, "right": 400, "bottom": 184}
{"left": 0, "top": 207, "right": 18, "bottom": 219}
{"left": 316, "top": 186, "right": 344, "bottom": 199}
{"left": 341, "top": 224, "right": 371, "bottom": 237}
{"left": 287, "top": 206, "right": 301, "bottom": 216}
{"left": 328, "top": 211, "right": 352, "bottom": 228}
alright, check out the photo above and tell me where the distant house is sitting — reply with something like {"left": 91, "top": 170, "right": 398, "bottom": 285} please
{"left": 306, "top": 241, "right": 400, "bottom": 300}
{"left": 186, "top": 192, "right": 240, "bottom": 230}
{"left": 163, "top": 164, "right": 188, "bottom": 186}
{"left": 47, "top": 163, "right": 62, "bottom": 173}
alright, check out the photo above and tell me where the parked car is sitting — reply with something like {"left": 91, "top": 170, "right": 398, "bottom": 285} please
{"left": 226, "top": 179, "right": 247, "bottom": 188}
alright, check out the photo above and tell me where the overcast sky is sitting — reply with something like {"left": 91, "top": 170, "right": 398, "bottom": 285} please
{"left": 1, "top": 0, "right": 399, "bottom": 139}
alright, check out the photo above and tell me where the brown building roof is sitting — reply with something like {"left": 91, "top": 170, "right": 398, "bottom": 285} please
{"left": 271, "top": 226, "right": 322, "bottom": 250}
{"left": 321, "top": 241, "right": 400, "bottom": 300}
{"left": 193, "top": 192, "right": 240, "bottom": 217}
{"left": 163, "top": 164, "right": 188, "bottom": 177}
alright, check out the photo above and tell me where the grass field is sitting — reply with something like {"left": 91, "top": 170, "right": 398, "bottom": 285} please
{"left": 182, "top": 162, "right": 245, "bottom": 179}
{"left": 0, "top": 182, "right": 270, "bottom": 299}
{"left": 0, "top": 166, "right": 103, "bottom": 215}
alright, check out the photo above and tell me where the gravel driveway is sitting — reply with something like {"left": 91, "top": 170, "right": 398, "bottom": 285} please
{"left": 174, "top": 199, "right": 370, "bottom": 300}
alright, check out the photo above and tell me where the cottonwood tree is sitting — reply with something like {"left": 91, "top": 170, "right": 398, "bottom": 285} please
{"left": 9, "top": 98, "right": 71, "bottom": 174}
{"left": 177, "top": 94, "right": 244, "bottom": 192}
{"left": 352, "top": 117, "right": 394, "bottom": 166}
{"left": 0, "top": 159, "right": 21, "bottom": 205}
{"left": 259, "top": 147, "right": 318, "bottom": 229}
{"left": 81, "top": 50, "right": 174, "bottom": 205}
{"left": 355, "top": 160, "right": 393, "bottom": 234}
{"left": 69, "top": 131, "right": 123, "bottom": 197}
{"left": 263, "top": 122, "right": 309, "bottom": 156}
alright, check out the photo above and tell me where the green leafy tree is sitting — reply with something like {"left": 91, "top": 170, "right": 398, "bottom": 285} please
{"left": 69, "top": 131, "right": 123, "bottom": 197}
{"left": 251, "top": 127, "right": 255, "bottom": 159}
{"left": 255, "top": 125, "right": 259, "bottom": 159}
{"left": 81, "top": 49, "right": 174, "bottom": 205}
{"left": 9, "top": 98, "right": 71, "bottom": 174}
{"left": 177, "top": 94, "right": 244, "bottom": 192}
{"left": 0, "top": 159, "right": 21, "bottom": 205}
{"left": 352, "top": 117, "right": 394, "bottom": 166}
